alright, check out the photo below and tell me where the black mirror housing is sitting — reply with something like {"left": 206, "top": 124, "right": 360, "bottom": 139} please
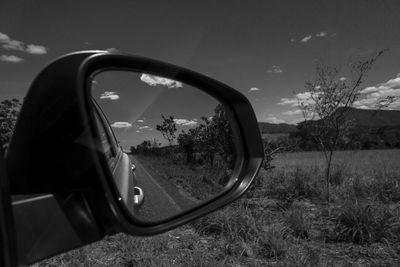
{"left": 7, "top": 51, "right": 263, "bottom": 237}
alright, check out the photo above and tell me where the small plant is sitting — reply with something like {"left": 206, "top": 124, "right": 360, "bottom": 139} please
{"left": 284, "top": 208, "right": 310, "bottom": 239}
{"left": 192, "top": 204, "right": 259, "bottom": 242}
{"left": 257, "top": 222, "right": 289, "bottom": 259}
{"left": 333, "top": 201, "right": 399, "bottom": 245}
{"left": 329, "top": 163, "right": 347, "bottom": 186}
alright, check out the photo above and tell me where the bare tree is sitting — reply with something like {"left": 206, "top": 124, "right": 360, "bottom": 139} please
{"left": 297, "top": 50, "right": 390, "bottom": 202}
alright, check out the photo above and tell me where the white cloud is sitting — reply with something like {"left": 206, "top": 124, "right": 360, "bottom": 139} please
{"left": 278, "top": 97, "right": 298, "bottom": 106}
{"left": 137, "top": 119, "right": 144, "bottom": 123}
{"left": 267, "top": 65, "right": 283, "bottom": 74}
{"left": 300, "top": 35, "right": 312, "bottom": 43}
{"left": 111, "top": 122, "right": 132, "bottom": 128}
{"left": 26, "top": 44, "right": 47, "bottom": 55}
{"left": 136, "top": 130, "right": 140, "bottom": 133}
{"left": 278, "top": 91, "right": 318, "bottom": 107}
{"left": 173, "top": 119, "right": 198, "bottom": 127}
{"left": 140, "top": 74, "right": 183, "bottom": 88}
{"left": 356, "top": 75, "right": 400, "bottom": 109}
{"left": 139, "top": 125, "right": 152, "bottom": 130}
{"left": 100, "top": 91, "right": 120, "bottom": 100}
{"left": 339, "top": 77, "right": 347, "bottom": 81}
{"left": 0, "top": 55, "right": 23, "bottom": 63}
{"left": 265, "top": 115, "right": 285, "bottom": 124}
{"left": 290, "top": 38, "right": 295, "bottom": 42}
{"left": 282, "top": 109, "right": 302, "bottom": 116}
{"left": 2, "top": 40, "right": 24, "bottom": 51}
{"left": 330, "top": 33, "right": 337, "bottom": 37}
{"left": 316, "top": 32, "right": 327, "bottom": 37}
{"left": 0, "top": 32, "right": 48, "bottom": 55}
{"left": 0, "top": 32, "right": 10, "bottom": 42}
{"left": 249, "top": 87, "right": 260, "bottom": 92}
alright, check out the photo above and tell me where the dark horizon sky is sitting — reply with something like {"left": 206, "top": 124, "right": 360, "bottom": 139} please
{"left": 1, "top": 0, "right": 400, "bottom": 125}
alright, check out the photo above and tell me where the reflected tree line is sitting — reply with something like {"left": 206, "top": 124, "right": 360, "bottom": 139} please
{"left": 131, "top": 104, "right": 235, "bottom": 169}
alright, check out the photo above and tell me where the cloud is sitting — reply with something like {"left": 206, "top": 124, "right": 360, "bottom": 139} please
{"left": 0, "top": 55, "right": 23, "bottom": 63}
{"left": 173, "top": 119, "right": 198, "bottom": 126}
{"left": 290, "top": 38, "right": 295, "bottom": 42}
{"left": 316, "top": 32, "right": 327, "bottom": 37}
{"left": 278, "top": 97, "right": 298, "bottom": 106}
{"left": 140, "top": 74, "right": 183, "bottom": 88}
{"left": 137, "top": 119, "right": 144, "bottom": 123}
{"left": 265, "top": 115, "right": 286, "bottom": 124}
{"left": 249, "top": 87, "right": 260, "bottom": 92}
{"left": 25, "top": 44, "right": 47, "bottom": 55}
{"left": 139, "top": 125, "right": 152, "bottom": 130}
{"left": 0, "top": 32, "right": 10, "bottom": 42}
{"left": 330, "top": 33, "right": 337, "bottom": 37}
{"left": 2, "top": 40, "right": 24, "bottom": 51}
{"left": 339, "top": 77, "right": 347, "bottom": 81}
{"left": 100, "top": 91, "right": 120, "bottom": 100}
{"left": 0, "top": 32, "right": 48, "bottom": 55}
{"left": 282, "top": 109, "right": 302, "bottom": 116}
{"left": 278, "top": 91, "right": 318, "bottom": 107}
{"left": 356, "top": 75, "right": 400, "bottom": 109}
{"left": 300, "top": 35, "right": 312, "bottom": 43}
{"left": 267, "top": 65, "right": 283, "bottom": 74}
{"left": 111, "top": 122, "right": 132, "bottom": 128}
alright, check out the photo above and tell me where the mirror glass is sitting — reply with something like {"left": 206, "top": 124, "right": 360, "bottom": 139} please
{"left": 91, "top": 71, "right": 237, "bottom": 223}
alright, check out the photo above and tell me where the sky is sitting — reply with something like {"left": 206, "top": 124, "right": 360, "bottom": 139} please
{"left": 92, "top": 71, "right": 220, "bottom": 147}
{"left": 1, "top": 0, "right": 400, "bottom": 132}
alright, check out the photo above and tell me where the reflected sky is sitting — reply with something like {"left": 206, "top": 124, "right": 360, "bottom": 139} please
{"left": 92, "top": 71, "right": 219, "bottom": 148}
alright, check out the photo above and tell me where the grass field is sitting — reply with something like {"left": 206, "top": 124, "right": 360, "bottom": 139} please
{"left": 35, "top": 149, "right": 400, "bottom": 266}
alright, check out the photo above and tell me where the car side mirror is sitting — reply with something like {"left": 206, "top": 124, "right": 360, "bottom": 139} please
{"left": 7, "top": 50, "right": 263, "bottom": 241}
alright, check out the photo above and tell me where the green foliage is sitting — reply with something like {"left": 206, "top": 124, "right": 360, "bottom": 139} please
{"left": 333, "top": 201, "right": 400, "bottom": 245}
{"left": 176, "top": 104, "right": 235, "bottom": 167}
{"left": 257, "top": 222, "right": 288, "bottom": 259}
{"left": 0, "top": 98, "right": 21, "bottom": 149}
{"left": 284, "top": 207, "right": 309, "bottom": 239}
{"left": 265, "top": 167, "right": 323, "bottom": 202}
{"left": 192, "top": 204, "right": 259, "bottom": 242}
{"left": 156, "top": 115, "right": 177, "bottom": 146}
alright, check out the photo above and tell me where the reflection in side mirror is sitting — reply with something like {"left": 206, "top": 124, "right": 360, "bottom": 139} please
{"left": 91, "top": 71, "right": 238, "bottom": 223}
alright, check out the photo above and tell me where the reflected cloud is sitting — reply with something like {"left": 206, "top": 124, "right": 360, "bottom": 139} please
{"left": 174, "top": 119, "right": 198, "bottom": 127}
{"left": 139, "top": 125, "right": 152, "bottom": 130}
{"left": 300, "top": 35, "right": 312, "bottom": 43}
{"left": 100, "top": 91, "right": 120, "bottom": 100}
{"left": 249, "top": 87, "right": 260, "bottom": 92}
{"left": 111, "top": 122, "right": 132, "bottom": 128}
{"left": 140, "top": 74, "right": 183, "bottom": 88}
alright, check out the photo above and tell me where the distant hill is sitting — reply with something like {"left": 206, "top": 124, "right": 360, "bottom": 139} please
{"left": 258, "top": 122, "right": 297, "bottom": 134}
{"left": 334, "top": 107, "right": 400, "bottom": 128}
{"left": 258, "top": 108, "right": 400, "bottom": 134}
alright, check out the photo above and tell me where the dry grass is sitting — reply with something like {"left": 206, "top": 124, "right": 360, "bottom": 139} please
{"left": 36, "top": 149, "right": 400, "bottom": 266}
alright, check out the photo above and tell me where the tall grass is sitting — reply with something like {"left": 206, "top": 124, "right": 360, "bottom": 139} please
{"left": 37, "top": 149, "right": 400, "bottom": 266}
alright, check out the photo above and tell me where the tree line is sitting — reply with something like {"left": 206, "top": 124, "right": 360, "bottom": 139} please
{"left": 131, "top": 104, "right": 235, "bottom": 168}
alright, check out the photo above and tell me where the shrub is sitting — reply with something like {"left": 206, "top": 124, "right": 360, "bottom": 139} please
{"left": 333, "top": 201, "right": 400, "bottom": 245}
{"left": 192, "top": 204, "right": 259, "bottom": 242}
{"left": 284, "top": 208, "right": 310, "bottom": 239}
{"left": 371, "top": 172, "right": 400, "bottom": 203}
{"left": 265, "top": 167, "right": 323, "bottom": 202}
{"left": 257, "top": 222, "right": 289, "bottom": 259}
{"left": 329, "top": 163, "right": 347, "bottom": 186}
